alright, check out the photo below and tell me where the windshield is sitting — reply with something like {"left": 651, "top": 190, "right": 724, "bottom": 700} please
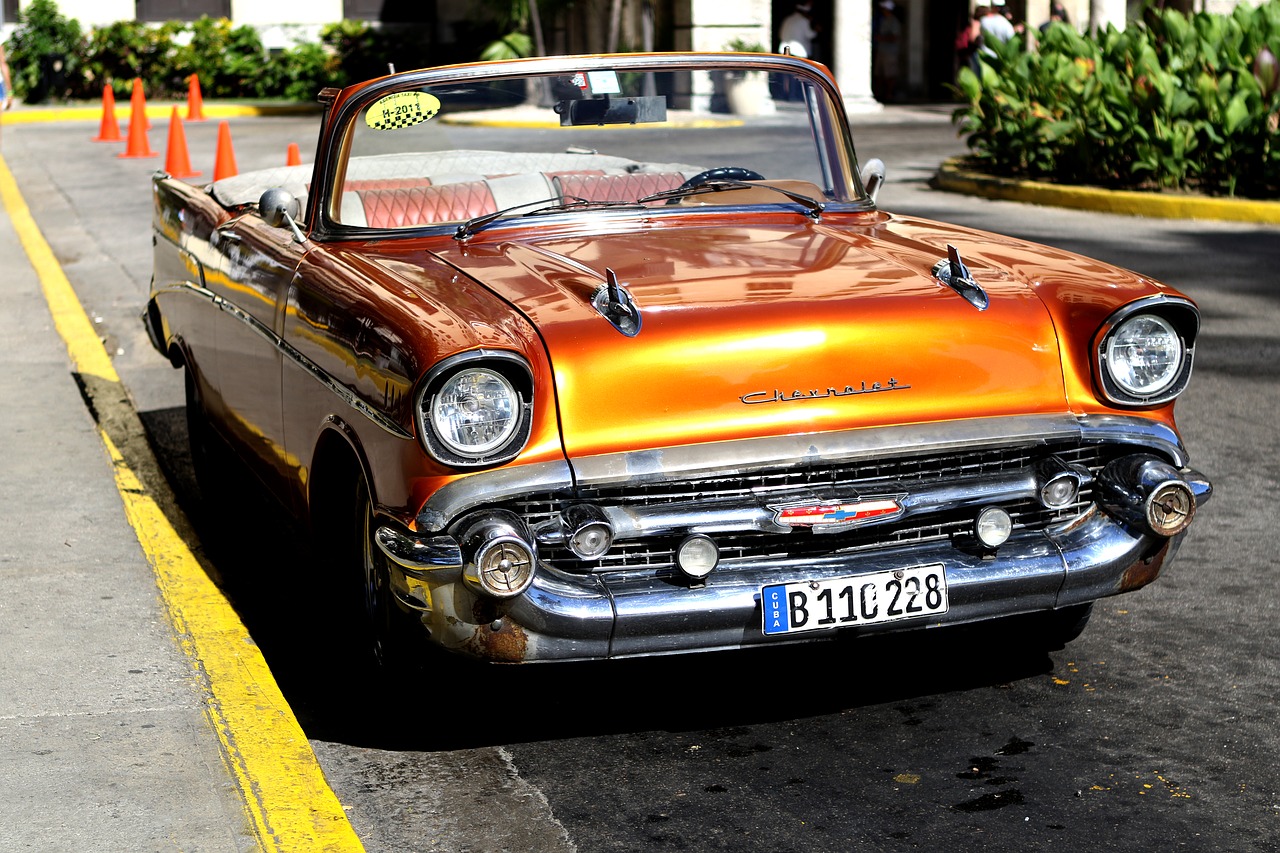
{"left": 322, "top": 57, "right": 863, "bottom": 234}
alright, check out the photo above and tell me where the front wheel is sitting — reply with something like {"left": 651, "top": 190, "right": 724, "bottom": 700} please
{"left": 185, "top": 367, "right": 235, "bottom": 513}
{"left": 352, "top": 477, "right": 420, "bottom": 676}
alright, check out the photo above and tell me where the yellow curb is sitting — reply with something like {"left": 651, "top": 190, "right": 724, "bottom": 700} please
{"left": 2, "top": 102, "right": 320, "bottom": 124}
{"left": 0, "top": 154, "right": 364, "bottom": 853}
{"left": 935, "top": 157, "right": 1280, "bottom": 225}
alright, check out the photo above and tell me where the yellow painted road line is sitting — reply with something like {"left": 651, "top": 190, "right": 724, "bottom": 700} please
{"left": 0, "top": 155, "right": 364, "bottom": 852}
{"left": 1, "top": 103, "right": 320, "bottom": 124}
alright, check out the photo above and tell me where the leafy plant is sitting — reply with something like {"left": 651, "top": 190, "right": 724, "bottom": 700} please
{"left": 952, "top": 0, "right": 1280, "bottom": 197}
{"left": 4, "top": 0, "right": 85, "bottom": 103}
{"left": 82, "top": 20, "right": 186, "bottom": 99}
{"left": 726, "top": 37, "right": 767, "bottom": 53}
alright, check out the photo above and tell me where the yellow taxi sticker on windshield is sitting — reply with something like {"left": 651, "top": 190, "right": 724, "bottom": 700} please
{"left": 366, "top": 91, "right": 441, "bottom": 130}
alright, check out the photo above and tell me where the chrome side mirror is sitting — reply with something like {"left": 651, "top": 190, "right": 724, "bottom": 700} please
{"left": 860, "top": 158, "right": 886, "bottom": 204}
{"left": 259, "top": 188, "right": 306, "bottom": 243}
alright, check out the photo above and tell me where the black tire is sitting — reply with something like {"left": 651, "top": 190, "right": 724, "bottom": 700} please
{"left": 185, "top": 367, "right": 235, "bottom": 512}
{"left": 352, "top": 476, "right": 420, "bottom": 678}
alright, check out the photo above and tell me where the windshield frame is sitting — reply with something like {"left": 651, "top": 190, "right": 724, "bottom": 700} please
{"left": 305, "top": 53, "right": 872, "bottom": 243}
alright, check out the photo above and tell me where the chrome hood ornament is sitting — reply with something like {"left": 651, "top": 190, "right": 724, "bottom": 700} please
{"left": 592, "top": 267, "right": 642, "bottom": 336}
{"left": 932, "top": 244, "right": 990, "bottom": 311}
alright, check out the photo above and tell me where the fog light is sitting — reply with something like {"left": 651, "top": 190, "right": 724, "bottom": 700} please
{"left": 471, "top": 538, "right": 535, "bottom": 597}
{"left": 1041, "top": 474, "right": 1079, "bottom": 509}
{"left": 1096, "top": 455, "right": 1198, "bottom": 538}
{"left": 676, "top": 534, "right": 719, "bottom": 580}
{"left": 457, "top": 511, "right": 537, "bottom": 598}
{"left": 975, "top": 507, "right": 1012, "bottom": 549}
{"left": 1036, "top": 457, "right": 1087, "bottom": 509}
{"left": 562, "top": 504, "right": 614, "bottom": 560}
{"left": 1146, "top": 480, "right": 1195, "bottom": 537}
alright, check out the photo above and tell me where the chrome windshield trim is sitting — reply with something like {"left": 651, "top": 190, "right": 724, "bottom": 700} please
{"left": 414, "top": 414, "right": 1187, "bottom": 532}
{"left": 310, "top": 52, "right": 869, "bottom": 241}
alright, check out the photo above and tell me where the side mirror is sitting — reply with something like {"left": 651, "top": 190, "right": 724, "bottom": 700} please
{"left": 259, "top": 188, "right": 306, "bottom": 243}
{"left": 259, "top": 188, "right": 300, "bottom": 228}
{"left": 860, "top": 158, "right": 886, "bottom": 204}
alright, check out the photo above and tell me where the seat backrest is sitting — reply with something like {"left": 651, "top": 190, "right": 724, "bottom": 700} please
{"left": 359, "top": 180, "right": 498, "bottom": 229}
{"left": 551, "top": 171, "right": 687, "bottom": 204}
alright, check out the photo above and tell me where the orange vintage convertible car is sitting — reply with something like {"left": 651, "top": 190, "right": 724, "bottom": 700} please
{"left": 145, "top": 53, "right": 1210, "bottom": 666}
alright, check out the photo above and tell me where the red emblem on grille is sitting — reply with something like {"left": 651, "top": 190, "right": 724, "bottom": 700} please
{"left": 773, "top": 498, "right": 904, "bottom": 527}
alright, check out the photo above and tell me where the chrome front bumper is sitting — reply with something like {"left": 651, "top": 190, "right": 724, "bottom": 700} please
{"left": 378, "top": 472, "right": 1210, "bottom": 662}
{"left": 377, "top": 414, "right": 1211, "bottom": 662}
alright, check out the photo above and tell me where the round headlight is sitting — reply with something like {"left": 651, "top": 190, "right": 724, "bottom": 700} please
{"left": 1104, "top": 314, "right": 1182, "bottom": 398}
{"left": 431, "top": 368, "right": 519, "bottom": 456}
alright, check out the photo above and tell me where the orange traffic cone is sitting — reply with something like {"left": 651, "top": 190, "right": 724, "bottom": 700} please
{"left": 92, "top": 84, "right": 122, "bottom": 142}
{"left": 164, "top": 107, "right": 201, "bottom": 179}
{"left": 119, "top": 79, "right": 157, "bottom": 159}
{"left": 286, "top": 142, "right": 302, "bottom": 166}
{"left": 186, "top": 74, "right": 206, "bottom": 121}
{"left": 213, "top": 121, "right": 238, "bottom": 181}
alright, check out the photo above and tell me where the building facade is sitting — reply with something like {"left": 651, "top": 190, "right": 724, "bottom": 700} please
{"left": 1, "top": 0, "right": 1268, "bottom": 107}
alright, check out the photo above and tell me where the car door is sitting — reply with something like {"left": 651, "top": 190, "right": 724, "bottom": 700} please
{"left": 208, "top": 213, "right": 307, "bottom": 498}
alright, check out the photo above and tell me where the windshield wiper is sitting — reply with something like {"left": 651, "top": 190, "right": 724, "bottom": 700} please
{"left": 454, "top": 195, "right": 644, "bottom": 240}
{"left": 455, "top": 195, "right": 564, "bottom": 241}
{"left": 639, "top": 179, "right": 825, "bottom": 220}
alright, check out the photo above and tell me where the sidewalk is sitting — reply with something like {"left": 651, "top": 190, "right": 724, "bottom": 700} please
{"left": 0, "top": 151, "right": 362, "bottom": 851}
{"left": 0, "top": 161, "right": 254, "bottom": 848}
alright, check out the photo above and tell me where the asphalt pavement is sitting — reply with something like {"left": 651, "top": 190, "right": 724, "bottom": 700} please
{"left": 0, "top": 97, "right": 1270, "bottom": 852}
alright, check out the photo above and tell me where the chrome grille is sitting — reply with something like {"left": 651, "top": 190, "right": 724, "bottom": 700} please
{"left": 503, "top": 441, "right": 1113, "bottom": 573}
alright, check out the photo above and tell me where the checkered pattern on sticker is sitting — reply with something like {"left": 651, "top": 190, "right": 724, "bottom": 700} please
{"left": 371, "top": 106, "right": 425, "bottom": 130}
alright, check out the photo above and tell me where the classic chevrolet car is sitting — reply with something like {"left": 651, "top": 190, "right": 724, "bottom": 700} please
{"left": 145, "top": 52, "right": 1210, "bottom": 667}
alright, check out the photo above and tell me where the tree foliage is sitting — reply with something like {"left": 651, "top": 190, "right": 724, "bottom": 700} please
{"left": 952, "top": 1, "right": 1280, "bottom": 198}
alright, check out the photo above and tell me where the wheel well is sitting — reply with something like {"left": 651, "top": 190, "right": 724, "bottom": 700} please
{"left": 307, "top": 427, "right": 366, "bottom": 547}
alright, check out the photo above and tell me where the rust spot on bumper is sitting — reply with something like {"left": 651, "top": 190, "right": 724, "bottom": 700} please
{"left": 459, "top": 601, "right": 529, "bottom": 662}
{"left": 1120, "top": 539, "right": 1171, "bottom": 592}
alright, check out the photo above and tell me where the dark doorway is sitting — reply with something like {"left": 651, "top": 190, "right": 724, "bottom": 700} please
{"left": 343, "top": 0, "right": 434, "bottom": 22}
{"left": 135, "top": 0, "right": 231, "bottom": 21}
{"left": 926, "top": 0, "right": 972, "bottom": 99}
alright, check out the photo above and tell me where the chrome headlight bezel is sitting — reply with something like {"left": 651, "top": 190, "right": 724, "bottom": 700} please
{"left": 1095, "top": 297, "right": 1198, "bottom": 407}
{"left": 416, "top": 351, "right": 534, "bottom": 468}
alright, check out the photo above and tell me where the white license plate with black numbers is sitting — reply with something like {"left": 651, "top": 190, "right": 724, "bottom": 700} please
{"left": 761, "top": 564, "right": 949, "bottom": 636}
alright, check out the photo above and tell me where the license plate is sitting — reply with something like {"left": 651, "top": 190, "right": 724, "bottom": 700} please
{"left": 761, "top": 564, "right": 948, "bottom": 636}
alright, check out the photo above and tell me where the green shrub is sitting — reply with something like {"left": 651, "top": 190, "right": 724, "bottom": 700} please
{"left": 3, "top": 2, "right": 428, "bottom": 104}
{"left": 82, "top": 20, "right": 185, "bottom": 99}
{"left": 952, "top": 1, "right": 1280, "bottom": 197}
{"left": 5, "top": 0, "right": 85, "bottom": 103}
{"left": 265, "top": 40, "right": 338, "bottom": 102}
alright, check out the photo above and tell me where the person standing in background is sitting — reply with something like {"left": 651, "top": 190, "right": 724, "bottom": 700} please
{"left": 978, "top": 1, "right": 1015, "bottom": 50}
{"left": 779, "top": 2, "right": 818, "bottom": 59}
{"left": 872, "top": 0, "right": 902, "bottom": 102}
{"left": 0, "top": 44, "right": 14, "bottom": 144}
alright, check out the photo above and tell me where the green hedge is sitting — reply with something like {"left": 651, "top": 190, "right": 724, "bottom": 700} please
{"left": 952, "top": 1, "right": 1280, "bottom": 198}
{"left": 3, "top": 0, "right": 420, "bottom": 105}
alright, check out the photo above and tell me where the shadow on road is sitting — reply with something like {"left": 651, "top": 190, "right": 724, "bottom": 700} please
{"left": 138, "top": 404, "right": 1055, "bottom": 753}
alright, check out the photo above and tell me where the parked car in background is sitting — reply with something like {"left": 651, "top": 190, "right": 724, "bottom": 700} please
{"left": 145, "top": 52, "right": 1210, "bottom": 667}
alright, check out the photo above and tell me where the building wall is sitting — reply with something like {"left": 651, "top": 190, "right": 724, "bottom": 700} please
{"left": 4, "top": 0, "right": 1271, "bottom": 105}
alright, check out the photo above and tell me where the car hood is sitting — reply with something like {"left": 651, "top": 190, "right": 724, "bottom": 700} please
{"left": 431, "top": 215, "right": 1070, "bottom": 460}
